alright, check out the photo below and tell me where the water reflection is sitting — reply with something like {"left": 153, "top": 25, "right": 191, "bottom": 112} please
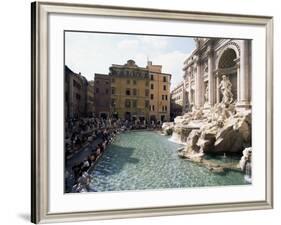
{"left": 89, "top": 131, "right": 247, "bottom": 192}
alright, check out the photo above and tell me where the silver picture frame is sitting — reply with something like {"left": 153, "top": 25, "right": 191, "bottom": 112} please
{"left": 31, "top": 1, "right": 273, "bottom": 223}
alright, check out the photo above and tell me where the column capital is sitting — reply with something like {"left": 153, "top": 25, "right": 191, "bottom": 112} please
{"left": 193, "top": 54, "right": 203, "bottom": 65}
{"left": 206, "top": 46, "right": 214, "bottom": 57}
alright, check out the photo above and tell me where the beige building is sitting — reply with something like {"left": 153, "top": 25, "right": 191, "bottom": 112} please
{"left": 170, "top": 81, "right": 184, "bottom": 119}
{"left": 147, "top": 61, "right": 171, "bottom": 122}
{"left": 64, "top": 66, "right": 87, "bottom": 119}
{"left": 86, "top": 80, "right": 95, "bottom": 116}
{"left": 93, "top": 74, "right": 111, "bottom": 119}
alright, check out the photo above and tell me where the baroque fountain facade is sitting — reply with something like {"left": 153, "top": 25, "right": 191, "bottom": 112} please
{"left": 164, "top": 38, "right": 252, "bottom": 178}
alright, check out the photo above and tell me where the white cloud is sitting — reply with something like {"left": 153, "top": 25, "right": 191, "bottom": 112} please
{"left": 65, "top": 32, "right": 195, "bottom": 89}
{"left": 152, "top": 50, "right": 191, "bottom": 89}
{"left": 134, "top": 53, "right": 148, "bottom": 67}
{"left": 117, "top": 39, "right": 139, "bottom": 50}
{"left": 138, "top": 36, "right": 168, "bottom": 49}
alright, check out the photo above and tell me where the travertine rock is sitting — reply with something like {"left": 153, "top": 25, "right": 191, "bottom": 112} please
{"left": 181, "top": 130, "right": 201, "bottom": 156}
{"left": 175, "top": 104, "right": 251, "bottom": 156}
{"left": 168, "top": 103, "right": 251, "bottom": 158}
{"left": 162, "top": 122, "right": 174, "bottom": 135}
{"left": 239, "top": 147, "right": 252, "bottom": 171}
{"left": 234, "top": 110, "right": 251, "bottom": 143}
{"left": 197, "top": 128, "right": 217, "bottom": 153}
{"left": 213, "top": 121, "right": 244, "bottom": 153}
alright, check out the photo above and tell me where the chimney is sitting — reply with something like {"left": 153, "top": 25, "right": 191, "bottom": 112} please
{"left": 147, "top": 61, "right": 152, "bottom": 66}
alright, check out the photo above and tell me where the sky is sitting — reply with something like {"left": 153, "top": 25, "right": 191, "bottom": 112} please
{"left": 65, "top": 32, "right": 196, "bottom": 89}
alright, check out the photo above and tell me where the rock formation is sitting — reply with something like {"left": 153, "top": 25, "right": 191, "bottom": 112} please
{"left": 239, "top": 147, "right": 252, "bottom": 182}
{"left": 239, "top": 147, "right": 252, "bottom": 171}
{"left": 163, "top": 103, "right": 252, "bottom": 161}
{"left": 162, "top": 122, "right": 174, "bottom": 136}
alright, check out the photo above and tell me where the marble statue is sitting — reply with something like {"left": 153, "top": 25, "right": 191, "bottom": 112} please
{"left": 219, "top": 75, "right": 233, "bottom": 105}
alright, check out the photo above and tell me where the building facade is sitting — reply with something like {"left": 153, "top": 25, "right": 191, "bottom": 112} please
{"left": 86, "top": 80, "right": 95, "bottom": 116}
{"left": 170, "top": 81, "right": 184, "bottom": 119}
{"left": 147, "top": 61, "right": 171, "bottom": 122}
{"left": 183, "top": 38, "right": 251, "bottom": 112}
{"left": 65, "top": 66, "right": 87, "bottom": 119}
{"left": 93, "top": 74, "right": 111, "bottom": 119}
{"left": 109, "top": 60, "right": 150, "bottom": 122}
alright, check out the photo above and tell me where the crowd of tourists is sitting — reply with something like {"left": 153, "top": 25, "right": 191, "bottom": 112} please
{"left": 65, "top": 117, "right": 163, "bottom": 156}
{"left": 64, "top": 117, "right": 122, "bottom": 158}
{"left": 69, "top": 128, "right": 119, "bottom": 192}
{"left": 64, "top": 116, "right": 122, "bottom": 192}
{"left": 64, "top": 116, "right": 164, "bottom": 192}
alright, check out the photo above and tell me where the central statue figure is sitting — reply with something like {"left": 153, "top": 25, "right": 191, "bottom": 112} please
{"left": 219, "top": 75, "right": 233, "bottom": 105}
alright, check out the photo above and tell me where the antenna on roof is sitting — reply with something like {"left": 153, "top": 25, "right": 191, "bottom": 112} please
{"left": 146, "top": 55, "right": 152, "bottom": 67}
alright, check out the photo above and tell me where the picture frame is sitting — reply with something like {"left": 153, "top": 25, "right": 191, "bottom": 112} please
{"left": 31, "top": 1, "right": 273, "bottom": 224}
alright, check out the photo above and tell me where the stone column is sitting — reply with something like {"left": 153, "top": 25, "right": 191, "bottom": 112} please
{"left": 215, "top": 72, "right": 220, "bottom": 104}
{"left": 234, "top": 59, "right": 241, "bottom": 102}
{"left": 194, "top": 59, "right": 202, "bottom": 108}
{"left": 237, "top": 40, "right": 251, "bottom": 109}
{"left": 207, "top": 46, "right": 215, "bottom": 106}
{"left": 187, "top": 68, "right": 192, "bottom": 104}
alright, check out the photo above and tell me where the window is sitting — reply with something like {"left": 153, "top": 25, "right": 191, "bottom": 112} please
{"left": 125, "top": 99, "right": 131, "bottom": 108}
{"left": 145, "top": 80, "right": 149, "bottom": 86}
{"left": 163, "top": 85, "right": 166, "bottom": 91}
{"left": 127, "top": 79, "right": 130, "bottom": 84}
{"left": 105, "top": 81, "right": 109, "bottom": 85}
{"left": 105, "top": 89, "right": 109, "bottom": 94}
{"left": 162, "top": 95, "right": 164, "bottom": 100}
{"left": 145, "top": 89, "right": 149, "bottom": 97}
{"left": 163, "top": 76, "right": 167, "bottom": 82}
{"left": 150, "top": 75, "right": 154, "bottom": 80}
{"left": 111, "top": 87, "right": 115, "bottom": 95}
{"left": 96, "top": 88, "right": 99, "bottom": 94}
{"left": 76, "top": 93, "right": 81, "bottom": 100}
{"left": 150, "top": 94, "right": 154, "bottom": 100}
{"left": 145, "top": 100, "right": 149, "bottom": 108}
{"left": 165, "top": 95, "right": 168, "bottom": 100}
{"left": 150, "top": 83, "right": 154, "bottom": 89}
{"left": 133, "top": 89, "right": 137, "bottom": 96}
{"left": 111, "top": 99, "right": 116, "bottom": 107}
{"left": 73, "top": 80, "right": 81, "bottom": 89}
{"left": 126, "top": 89, "right": 131, "bottom": 96}
{"left": 133, "top": 80, "right": 137, "bottom": 85}
{"left": 165, "top": 105, "right": 167, "bottom": 111}
{"left": 132, "top": 100, "right": 137, "bottom": 108}
{"left": 111, "top": 78, "right": 115, "bottom": 83}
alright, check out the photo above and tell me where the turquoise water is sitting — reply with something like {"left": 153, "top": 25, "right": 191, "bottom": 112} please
{"left": 89, "top": 131, "right": 247, "bottom": 192}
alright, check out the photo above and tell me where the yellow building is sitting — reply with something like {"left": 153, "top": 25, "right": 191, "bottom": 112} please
{"left": 147, "top": 61, "right": 171, "bottom": 122}
{"left": 109, "top": 60, "right": 150, "bottom": 122}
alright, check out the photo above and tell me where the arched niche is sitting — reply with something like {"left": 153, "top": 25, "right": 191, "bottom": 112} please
{"left": 216, "top": 45, "right": 239, "bottom": 103}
